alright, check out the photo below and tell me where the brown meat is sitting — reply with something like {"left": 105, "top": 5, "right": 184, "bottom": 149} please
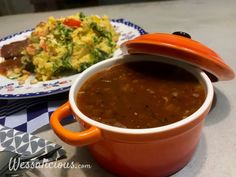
{"left": 0, "top": 57, "right": 22, "bottom": 76}
{"left": 0, "top": 39, "right": 28, "bottom": 59}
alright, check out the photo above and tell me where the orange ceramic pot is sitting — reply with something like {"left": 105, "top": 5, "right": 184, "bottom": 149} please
{"left": 50, "top": 54, "right": 214, "bottom": 177}
{"left": 50, "top": 33, "right": 234, "bottom": 177}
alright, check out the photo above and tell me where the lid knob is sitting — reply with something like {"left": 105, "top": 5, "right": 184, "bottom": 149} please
{"left": 172, "top": 31, "right": 191, "bottom": 39}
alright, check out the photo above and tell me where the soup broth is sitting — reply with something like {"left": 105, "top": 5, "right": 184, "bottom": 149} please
{"left": 77, "top": 61, "right": 206, "bottom": 129}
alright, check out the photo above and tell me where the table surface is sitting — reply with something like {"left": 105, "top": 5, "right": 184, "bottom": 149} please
{"left": 1, "top": 0, "right": 236, "bottom": 176}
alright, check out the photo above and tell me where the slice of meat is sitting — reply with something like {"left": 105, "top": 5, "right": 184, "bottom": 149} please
{"left": 0, "top": 57, "right": 22, "bottom": 76}
{"left": 0, "top": 39, "right": 28, "bottom": 59}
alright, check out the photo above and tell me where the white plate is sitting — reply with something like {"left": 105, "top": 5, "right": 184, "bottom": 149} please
{"left": 0, "top": 19, "right": 147, "bottom": 99}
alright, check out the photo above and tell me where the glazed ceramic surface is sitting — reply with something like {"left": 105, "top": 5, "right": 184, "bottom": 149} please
{"left": 50, "top": 54, "right": 214, "bottom": 177}
{"left": 121, "top": 33, "right": 235, "bottom": 81}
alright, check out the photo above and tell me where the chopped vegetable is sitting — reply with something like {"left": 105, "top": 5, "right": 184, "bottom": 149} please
{"left": 18, "top": 12, "right": 119, "bottom": 82}
{"left": 63, "top": 18, "right": 81, "bottom": 28}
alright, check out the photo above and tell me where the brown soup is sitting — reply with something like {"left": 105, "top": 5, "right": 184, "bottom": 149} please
{"left": 77, "top": 61, "right": 206, "bottom": 129}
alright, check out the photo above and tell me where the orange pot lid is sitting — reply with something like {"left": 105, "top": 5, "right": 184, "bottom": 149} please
{"left": 121, "top": 32, "right": 235, "bottom": 81}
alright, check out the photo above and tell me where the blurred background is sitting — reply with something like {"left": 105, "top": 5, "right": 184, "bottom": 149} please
{"left": 0, "top": 0, "right": 163, "bottom": 16}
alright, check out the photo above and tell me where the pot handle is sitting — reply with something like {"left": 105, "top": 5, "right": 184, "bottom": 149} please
{"left": 50, "top": 102, "right": 102, "bottom": 146}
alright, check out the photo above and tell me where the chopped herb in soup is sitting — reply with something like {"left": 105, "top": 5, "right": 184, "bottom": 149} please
{"left": 77, "top": 61, "right": 206, "bottom": 129}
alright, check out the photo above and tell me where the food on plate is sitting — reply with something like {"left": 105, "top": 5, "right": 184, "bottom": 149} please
{"left": 1, "top": 39, "right": 29, "bottom": 59}
{"left": 0, "top": 12, "right": 119, "bottom": 83}
{"left": 77, "top": 61, "right": 206, "bottom": 129}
